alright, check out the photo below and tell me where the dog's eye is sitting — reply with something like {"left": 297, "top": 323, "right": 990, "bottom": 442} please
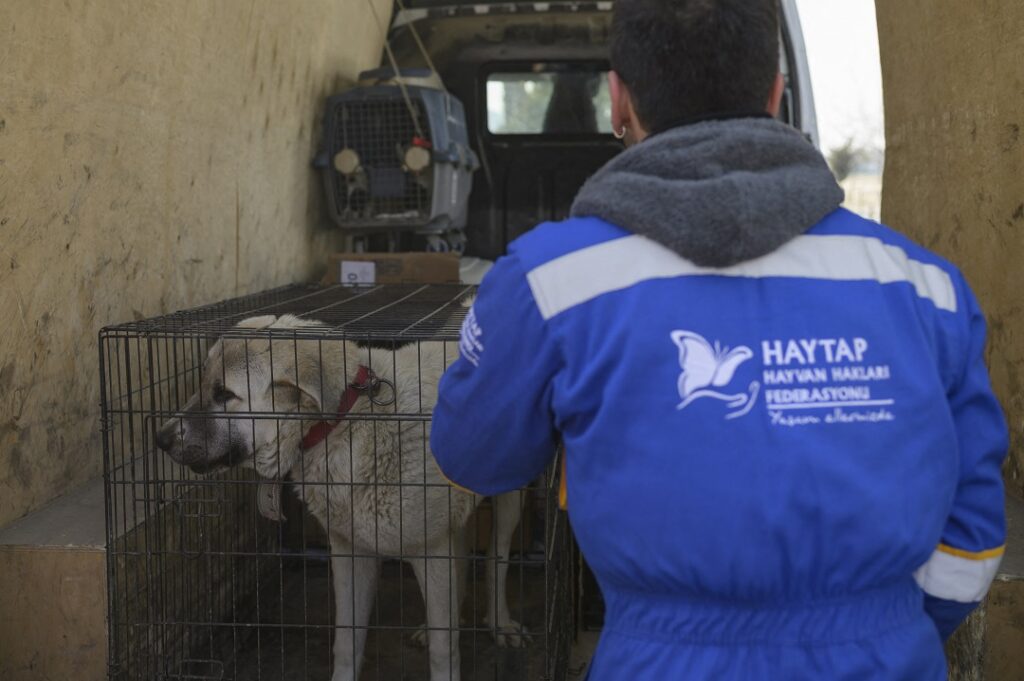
{"left": 212, "top": 386, "right": 238, "bottom": 404}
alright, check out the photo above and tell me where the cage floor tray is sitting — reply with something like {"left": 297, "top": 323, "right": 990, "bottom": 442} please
{"left": 211, "top": 557, "right": 548, "bottom": 681}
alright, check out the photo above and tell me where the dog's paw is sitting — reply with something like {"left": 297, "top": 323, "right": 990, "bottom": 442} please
{"left": 490, "top": 620, "right": 530, "bottom": 648}
{"left": 408, "top": 617, "right": 470, "bottom": 648}
{"left": 409, "top": 624, "right": 429, "bottom": 648}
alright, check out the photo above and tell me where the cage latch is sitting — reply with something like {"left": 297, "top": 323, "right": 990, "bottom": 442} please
{"left": 173, "top": 484, "right": 222, "bottom": 559}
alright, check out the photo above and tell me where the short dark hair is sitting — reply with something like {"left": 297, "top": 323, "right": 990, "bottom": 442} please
{"left": 610, "top": 0, "right": 780, "bottom": 131}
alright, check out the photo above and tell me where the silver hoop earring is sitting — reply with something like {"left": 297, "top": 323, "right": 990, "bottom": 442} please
{"left": 613, "top": 125, "right": 627, "bottom": 140}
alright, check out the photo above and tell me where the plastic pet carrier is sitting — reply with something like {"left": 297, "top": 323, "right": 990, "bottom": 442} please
{"left": 316, "top": 68, "right": 479, "bottom": 234}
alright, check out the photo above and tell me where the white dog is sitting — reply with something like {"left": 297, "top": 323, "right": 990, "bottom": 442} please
{"left": 156, "top": 314, "right": 527, "bottom": 681}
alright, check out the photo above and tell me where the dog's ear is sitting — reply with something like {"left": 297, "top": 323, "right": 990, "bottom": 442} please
{"left": 236, "top": 315, "right": 278, "bottom": 330}
{"left": 271, "top": 378, "right": 323, "bottom": 413}
{"left": 257, "top": 481, "right": 286, "bottom": 522}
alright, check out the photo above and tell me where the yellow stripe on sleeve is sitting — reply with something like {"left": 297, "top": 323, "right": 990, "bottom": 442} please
{"left": 937, "top": 543, "right": 1006, "bottom": 561}
{"left": 558, "top": 454, "right": 567, "bottom": 511}
{"left": 915, "top": 543, "right": 1004, "bottom": 603}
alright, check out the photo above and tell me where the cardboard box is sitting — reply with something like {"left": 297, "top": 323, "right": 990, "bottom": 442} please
{"left": 321, "top": 252, "right": 460, "bottom": 286}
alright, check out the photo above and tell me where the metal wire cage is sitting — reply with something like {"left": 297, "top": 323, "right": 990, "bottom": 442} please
{"left": 100, "top": 284, "right": 574, "bottom": 681}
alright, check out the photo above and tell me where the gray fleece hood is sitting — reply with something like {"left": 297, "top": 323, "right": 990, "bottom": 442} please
{"left": 571, "top": 117, "right": 845, "bottom": 268}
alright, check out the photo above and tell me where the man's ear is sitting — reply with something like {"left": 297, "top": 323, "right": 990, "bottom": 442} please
{"left": 766, "top": 72, "right": 786, "bottom": 118}
{"left": 608, "top": 71, "right": 647, "bottom": 145}
{"left": 608, "top": 71, "right": 631, "bottom": 135}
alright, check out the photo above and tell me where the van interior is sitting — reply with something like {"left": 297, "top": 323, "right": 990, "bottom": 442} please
{"left": 386, "top": 1, "right": 813, "bottom": 260}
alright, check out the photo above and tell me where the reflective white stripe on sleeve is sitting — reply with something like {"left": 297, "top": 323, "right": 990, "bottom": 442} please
{"left": 525, "top": 234, "right": 957, "bottom": 320}
{"left": 913, "top": 547, "right": 1003, "bottom": 603}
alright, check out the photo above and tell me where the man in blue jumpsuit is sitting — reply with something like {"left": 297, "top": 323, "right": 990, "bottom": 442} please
{"left": 431, "top": 1, "right": 1009, "bottom": 678}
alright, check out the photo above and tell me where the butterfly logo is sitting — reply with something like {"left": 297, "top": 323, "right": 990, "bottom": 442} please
{"left": 670, "top": 330, "right": 760, "bottom": 420}
{"left": 459, "top": 307, "right": 483, "bottom": 367}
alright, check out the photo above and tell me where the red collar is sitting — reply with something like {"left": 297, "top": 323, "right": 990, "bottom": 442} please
{"left": 300, "top": 365, "right": 374, "bottom": 451}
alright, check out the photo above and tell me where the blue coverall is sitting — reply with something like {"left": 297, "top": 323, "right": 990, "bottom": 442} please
{"left": 431, "top": 208, "right": 1008, "bottom": 680}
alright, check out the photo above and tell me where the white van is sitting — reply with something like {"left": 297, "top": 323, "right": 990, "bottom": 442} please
{"left": 384, "top": 0, "right": 818, "bottom": 259}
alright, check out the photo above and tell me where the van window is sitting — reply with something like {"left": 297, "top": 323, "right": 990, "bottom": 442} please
{"left": 486, "top": 71, "right": 613, "bottom": 135}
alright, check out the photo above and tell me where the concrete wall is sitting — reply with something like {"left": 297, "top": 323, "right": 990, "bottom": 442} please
{"left": 875, "top": 0, "right": 1024, "bottom": 499}
{"left": 0, "top": 0, "right": 391, "bottom": 526}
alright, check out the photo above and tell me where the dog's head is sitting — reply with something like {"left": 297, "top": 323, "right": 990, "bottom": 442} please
{"left": 155, "top": 315, "right": 348, "bottom": 479}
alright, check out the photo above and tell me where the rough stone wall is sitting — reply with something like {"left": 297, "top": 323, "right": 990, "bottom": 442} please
{"left": 875, "top": 0, "right": 1024, "bottom": 500}
{"left": 0, "top": 0, "right": 391, "bottom": 526}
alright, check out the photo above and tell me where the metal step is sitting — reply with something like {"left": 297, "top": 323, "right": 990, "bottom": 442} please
{"left": 0, "top": 477, "right": 107, "bottom": 681}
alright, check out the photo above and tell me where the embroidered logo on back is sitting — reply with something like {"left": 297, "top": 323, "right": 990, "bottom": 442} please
{"left": 671, "top": 330, "right": 760, "bottom": 420}
{"left": 460, "top": 307, "right": 484, "bottom": 367}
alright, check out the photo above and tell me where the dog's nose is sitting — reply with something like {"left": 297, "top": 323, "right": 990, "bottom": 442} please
{"left": 155, "top": 426, "right": 176, "bottom": 452}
